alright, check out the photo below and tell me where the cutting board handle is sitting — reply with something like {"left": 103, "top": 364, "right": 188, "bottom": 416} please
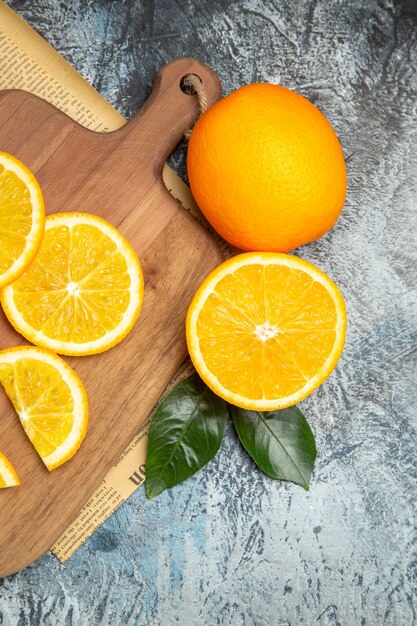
{"left": 119, "top": 58, "right": 222, "bottom": 174}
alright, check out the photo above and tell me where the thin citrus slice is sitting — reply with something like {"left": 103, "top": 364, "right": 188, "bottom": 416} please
{"left": 0, "top": 151, "right": 45, "bottom": 288}
{"left": 0, "top": 451, "right": 20, "bottom": 488}
{"left": 0, "top": 346, "right": 88, "bottom": 471}
{"left": 1, "top": 212, "right": 144, "bottom": 356}
{"left": 186, "top": 252, "right": 347, "bottom": 411}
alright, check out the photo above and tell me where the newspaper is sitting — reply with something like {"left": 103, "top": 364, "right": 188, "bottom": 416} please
{"left": 0, "top": 1, "right": 226, "bottom": 562}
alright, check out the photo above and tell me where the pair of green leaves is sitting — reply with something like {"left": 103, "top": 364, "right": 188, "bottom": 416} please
{"left": 145, "top": 373, "right": 316, "bottom": 499}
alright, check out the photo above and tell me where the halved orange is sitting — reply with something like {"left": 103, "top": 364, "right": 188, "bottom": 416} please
{"left": 0, "top": 151, "right": 45, "bottom": 288}
{"left": 0, "top": 451, "right": 20, "bottom": 488}
{"left": 1, "top": 213, "right": 144, "bottom": 356}
{"left": 0, "top": 346, "right": 88, "bottom": 471}
{"left": 186, "top": 252, "right": 346, "bottom": 410}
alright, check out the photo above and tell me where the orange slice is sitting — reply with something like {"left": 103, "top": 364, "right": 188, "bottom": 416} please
{"left": 1, "top": 212, "right": 144, "bottom": 356}
{"left": 0, "top": 347, "right": 88, "bottom": 471}
{"left": 0, "top": 451, "right": 20, "bottom": 488}
{"left": 186, "top": 252, "right": 347, "bottom": 410}
{"left": 0, "top": 151, "right": 45, "bottom": 288}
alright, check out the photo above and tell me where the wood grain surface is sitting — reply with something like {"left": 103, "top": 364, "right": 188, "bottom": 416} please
{"left": 0, "top": 57, "right": 222, "bottom": 576}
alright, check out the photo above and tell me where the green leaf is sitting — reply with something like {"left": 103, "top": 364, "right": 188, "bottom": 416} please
{"left": 231, "top": 406, "right": 316, "bottom": 490}
{"left": 145, "top": 374, "right": 228, "bottom": 498}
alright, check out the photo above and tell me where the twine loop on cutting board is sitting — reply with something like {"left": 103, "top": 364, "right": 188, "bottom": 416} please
{"left": 182, "top": 73, "right": 208, "bottom": 139}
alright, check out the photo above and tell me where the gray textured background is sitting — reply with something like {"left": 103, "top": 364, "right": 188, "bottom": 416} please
{"left": 1, "top": 1, "right": 417, "bottom": 624}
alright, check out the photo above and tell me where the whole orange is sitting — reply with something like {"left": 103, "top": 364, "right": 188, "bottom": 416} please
{"left": 187, "top": 84, "right": 346, "bottom": 252}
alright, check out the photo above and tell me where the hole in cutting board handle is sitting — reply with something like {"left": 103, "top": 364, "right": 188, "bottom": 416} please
{"left": 112, "top": 61, "right": 220, "bottom": 171}
{"left": 180, "top": 74, "right": 202, "bottom": 95}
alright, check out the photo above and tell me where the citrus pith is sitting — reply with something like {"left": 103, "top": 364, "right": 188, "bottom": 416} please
{"left": 0, "top": 151, "right": 45, "bottom": 288}
{"left": 0, "top": 451, "right": 20, "bottom": 488}
{"left": 1, "top": 213, "right": 144, "bottom": 356}
{"left": 0, "top": 346, "right": 88, "bottom": 471}
{"left": 186, "top": 252, "right": 346, "bottom": 410}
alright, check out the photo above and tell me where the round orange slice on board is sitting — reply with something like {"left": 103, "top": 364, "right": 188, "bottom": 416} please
{"left": 186, "top": 253, "right": 347, "bottom": 411}
{"left": 0, "top": 347, "right": 88, "bottom": 471}
{"left": 0, "top": 451, "right": 20, "bottom": 488}
{"left": 0, "top": 151, "right": 45, "bottom": 289}
{"left": 1, "top": 213, "right": 144, "bottom": 356}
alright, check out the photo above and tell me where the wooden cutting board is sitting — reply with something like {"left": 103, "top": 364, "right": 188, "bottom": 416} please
{"left": 0, "top": 58, "right": 223, "bottom": 577}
